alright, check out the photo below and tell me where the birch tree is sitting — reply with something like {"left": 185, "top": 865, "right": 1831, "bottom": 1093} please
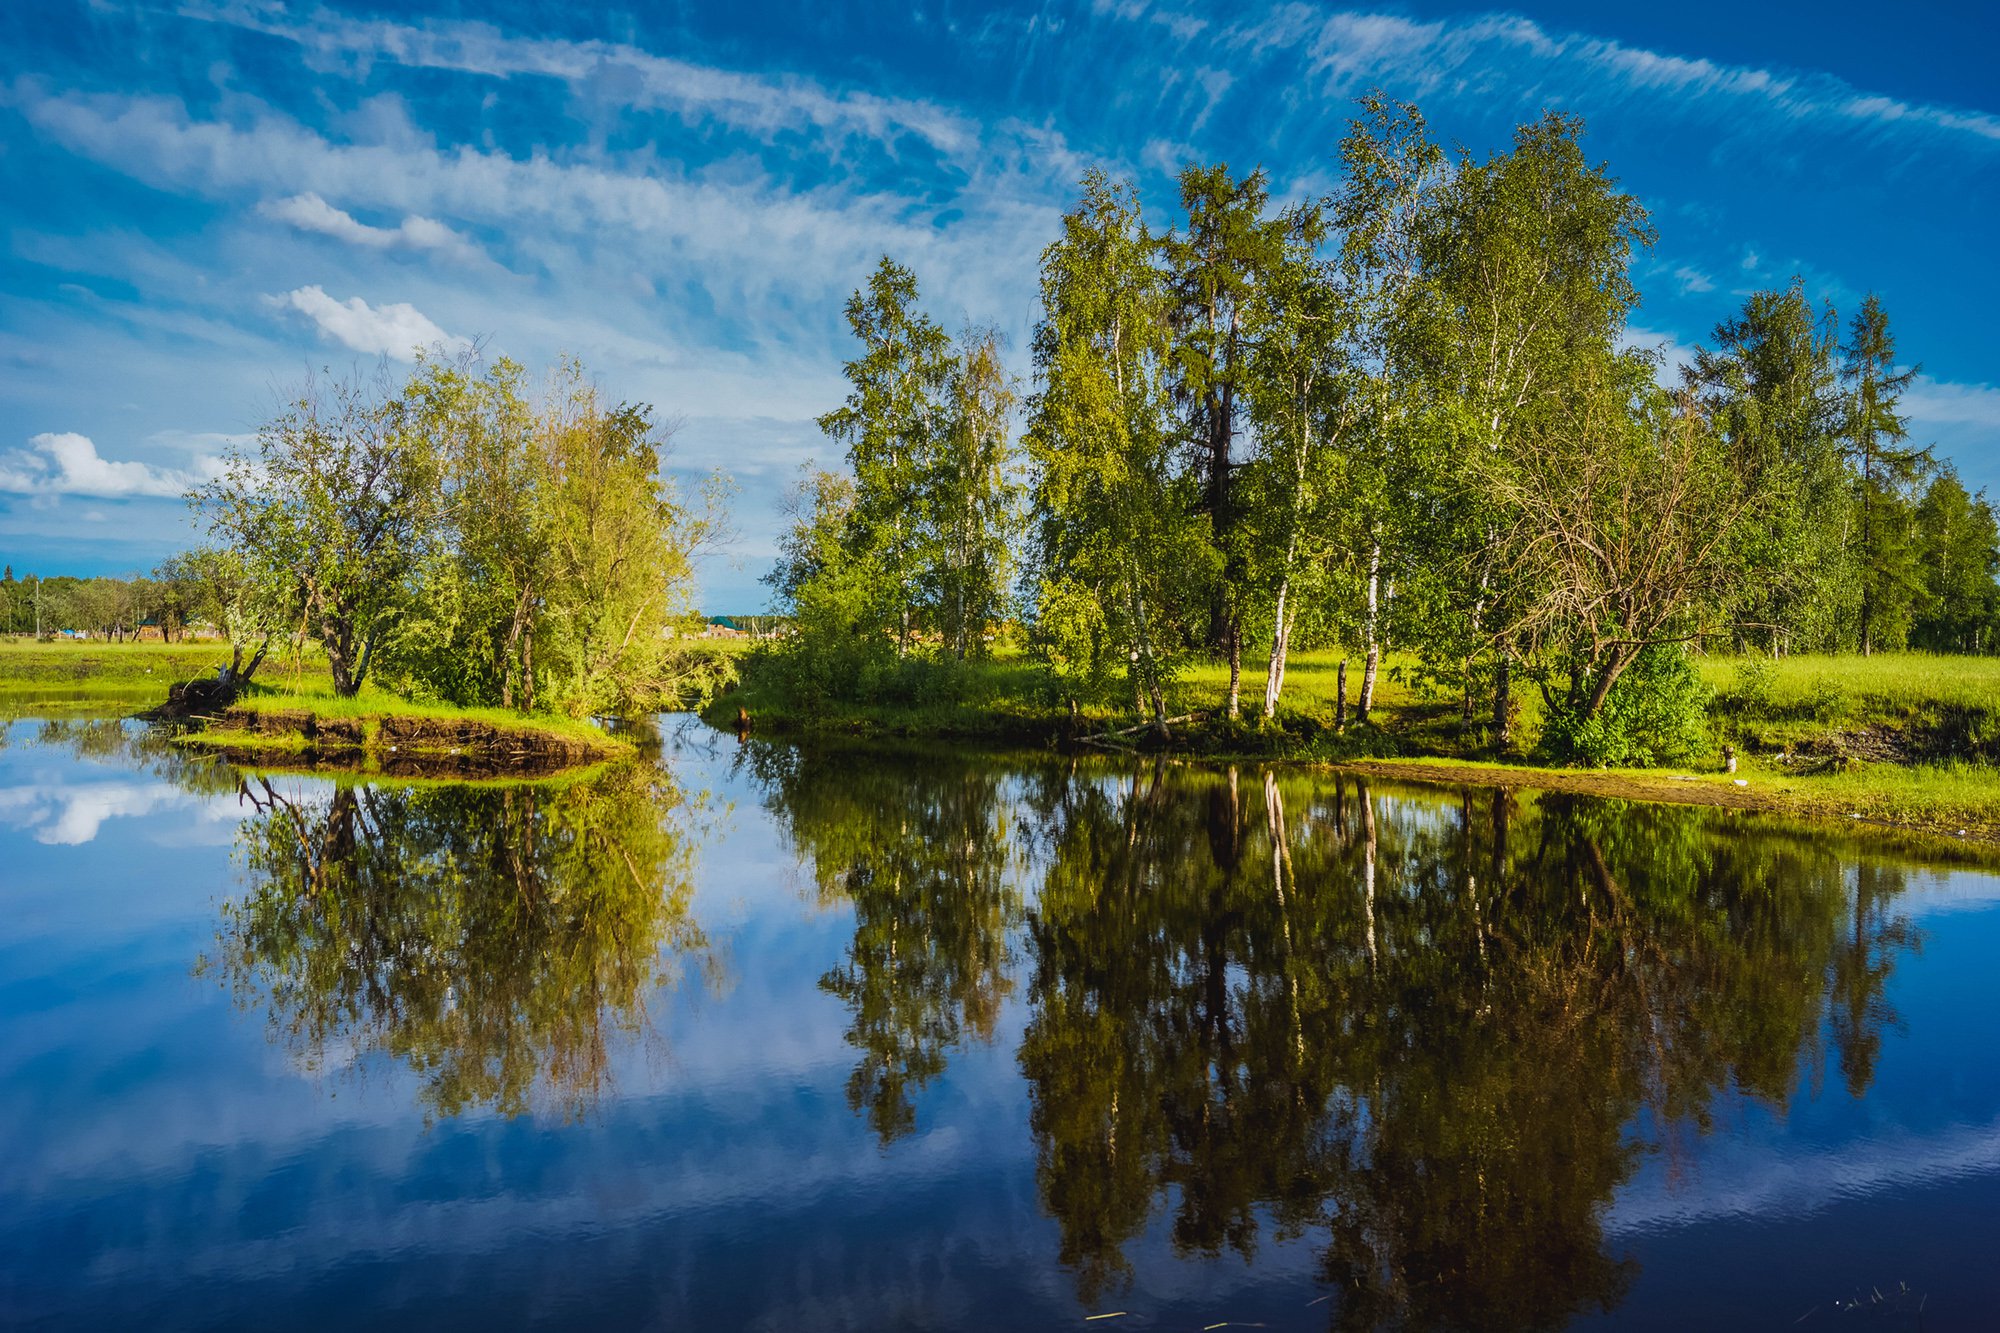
{"left": 1026, "top": 170, "right": 1212, "bottom": 737}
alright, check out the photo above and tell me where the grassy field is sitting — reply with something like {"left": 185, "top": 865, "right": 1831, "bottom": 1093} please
{"left": 10, "top": 637, "right": 1998, "bottom": 836}
{"left": 719, "top": 643, "right": 2000, "bottom": 839}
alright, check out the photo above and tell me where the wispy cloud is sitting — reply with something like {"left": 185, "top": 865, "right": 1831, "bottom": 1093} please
{"left": 1903, "top": 376, "right": 2000, "bottom": 429}
{"left": 1673, "top": 265, "right": 1716, "bottom": 294}
{"left": 1165, "top": 4, "right": 2000, "bottom": 149}
{"left": 258, "top": 192, "right": 479, "bottom": 261}
{"left": 180, "top": 3, "right": 984, "bottom": 160}
{"left": 272, "top": 285, "right": 469, "bottom": 360}
{"left": 0, "top": 432, "right": 219, "bottom": 499}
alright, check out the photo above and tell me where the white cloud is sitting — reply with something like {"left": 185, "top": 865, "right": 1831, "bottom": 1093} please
{"left": 0, "top": 431, "right": 219, "bottom": 499}
{"left": 1902, "top": 376, "right": 2000, "bottom": 429}
{"left": 1673, "top": 265, "right": 1716, "bottom": 294}
{"left": 182, "top": 4, "right": 982, "bottom": 161}
{"left": 0, "top": 780, "right": 187, "bottom": 845}
{"left": 259, "top": 192, "right": 478, "bottom": 261}
{"left": 1172, "top": 4, "right": 2000, "bottom": 149}
{"left": 272, "top": 285, "right": 469, "bottom": 361}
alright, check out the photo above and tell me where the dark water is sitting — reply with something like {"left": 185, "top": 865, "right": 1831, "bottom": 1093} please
{"left": 3, "top": 716, "right": 1997, "bottom": 1331}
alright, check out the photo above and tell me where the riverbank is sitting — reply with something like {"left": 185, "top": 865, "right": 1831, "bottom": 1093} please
{"left": 715, "top": 647, "right": 2000, "bottom": 841}
{"left": 180, "top": 689, "right": 628, "bottom": 776}
{"left": 0, "top": 641, "right": 630, "bottom": 774}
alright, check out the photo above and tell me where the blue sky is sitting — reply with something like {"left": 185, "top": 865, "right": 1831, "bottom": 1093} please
{"left": 2, "top": 0, "right": 1995, "bottom": 611}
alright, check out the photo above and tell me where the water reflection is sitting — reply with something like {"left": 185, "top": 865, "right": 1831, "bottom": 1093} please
{"left": 748, "top": 744, "right": 1025, "bottom": 1142}
{"left": 8, "top": 715, "right": 1943, "bottom": 1326}
{"left": 757, "top": 747, "right": 1924, "bottom": 1325}
{"left": 201, "top": 765, "right": 710, "bottom": 1121}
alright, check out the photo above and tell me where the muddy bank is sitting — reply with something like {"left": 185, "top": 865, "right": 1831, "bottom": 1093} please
{"left": 173, "top": 705, "right": 620, "bottom": 777}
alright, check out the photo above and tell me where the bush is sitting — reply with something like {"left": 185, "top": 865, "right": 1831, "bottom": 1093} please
{"left": 1541, "top": 644, "right": 1713, "bottom": 768}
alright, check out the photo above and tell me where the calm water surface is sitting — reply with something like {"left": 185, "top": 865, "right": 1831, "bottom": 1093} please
{"left": 3, "top": 714, "right": 1997, "bottom": 1330}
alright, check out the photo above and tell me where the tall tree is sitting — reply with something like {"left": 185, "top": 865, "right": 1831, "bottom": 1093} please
{"left": 1240, "top": 200, "right": 1359, "bottom": 719}
{"left": 1685, "top": 280, "right": 1849, "bottom": 654}
{"left": 1026, "top": 170, "right": 1212, "bottom": 736}
{"left": 1840, "top": 294, "right": 1929, "bottom": 656}
{"left": 932, "top": 327, "right": 1021, "bottom": 661}
{"left": 816, "top": 257, "right": 955, "bottom": 656}
{"left": 199, "top": 366, "right": 447, "bottom": 696}
{"left": 1485, "top": 359, "right": 1750, "bottom": 732}
{"left": 1329, "top": 93, "right": 1447, "bottom": 725}
{"left": 1423, "top": 110, "right": 1654, "bottom": 743}
{"left": 1161, "top": 164, "right": 1292, "bottom": 717}
{"left": 1911, "top": 467, "right": 2000, "bottom": 653}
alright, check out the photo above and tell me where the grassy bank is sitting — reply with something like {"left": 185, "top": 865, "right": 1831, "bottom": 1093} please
{"left": 0, "top": 641, "right": 625, "bottom": 771}
{"left": 719, "top": 646, "right": 2000, "bottom": 840}
{"left": 207, "top": 681, "right": 627, "bottom": 757}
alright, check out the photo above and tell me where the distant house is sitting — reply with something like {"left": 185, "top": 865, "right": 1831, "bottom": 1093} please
{"left": 700, "top": 616, "right": 749, "bottom": 640}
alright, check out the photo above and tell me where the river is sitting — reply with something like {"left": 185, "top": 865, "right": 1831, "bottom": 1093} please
{"left": 2, "top": 713, "right": 1995, "bottom": 1329}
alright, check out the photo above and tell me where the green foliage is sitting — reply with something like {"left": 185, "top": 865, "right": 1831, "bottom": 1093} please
{"left": 1719, "top": 657, "right": 1777, "bottom": 716}
{"left": 1840, "top": 294, "right": 1932, "bottom": 656}
{"left": 1541, "top": 644, "right": 1713, "bottom": 767}
{"left": 1911, "top": 467, "right": 2000, "bottom": 653}
{"left": 1687, "top": 279, "right": 1852, "bottom": 653}
{"left": 1024, "top": 170, "right": 1214, "bottom": 727}
{"left": 205, "top": 765, "right": 708, "bottom": 1121}
{"left": 196, "top": 352, "right": 722, "bottom": 716}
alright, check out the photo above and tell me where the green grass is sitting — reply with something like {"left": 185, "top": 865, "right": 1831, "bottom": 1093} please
{"left": 0, "top": 638, "right": 248, "bottom": 689}
{"left": 1697, "top": 651, "right": 2000, "bottom": 713}
{"left": 724, "top": 642, "right": 2000, "bottom": 838}
{"left": 229, "top": 680, "right": 625, "bottom": 752}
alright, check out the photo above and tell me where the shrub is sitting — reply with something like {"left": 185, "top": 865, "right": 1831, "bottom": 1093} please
{"left": 1541, "top": 644, "right": 1713, "bottom": 768}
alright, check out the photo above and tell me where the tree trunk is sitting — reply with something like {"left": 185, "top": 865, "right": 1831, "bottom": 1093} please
{"left": 1261, "top": 583, "right": 1296, "bottom": 721}
{"left": 1335, "top": 658, "right": 1348, "bottom": 733}
{"left": 521, "top": 603, "right": 536, "bottom": 714}
{"left": 353, "top": 634, "right": 376, "bottom": 695}
{"left": 1581, "top": 646, "right": 1635, "bottom": 722}
{"left": 1226, "top": 621, "right": 1242, "bottom": 720}
{"left": 1492, "top": 650, "right": 1512, "bottom": 753}
{"left": 1358, "top": 541, "right": 1381, "bottom": 722}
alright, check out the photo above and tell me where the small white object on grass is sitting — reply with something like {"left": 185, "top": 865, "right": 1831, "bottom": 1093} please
{"left": 1732, "top": 778, "right": 1748, "bottom": 787}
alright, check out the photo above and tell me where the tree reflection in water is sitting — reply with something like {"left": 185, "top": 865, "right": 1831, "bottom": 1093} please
{"left": 758, "top": 747, "right": 1924, "bottom": 1327}
{"left": 747, "top": 743, "right": 1024, "bottom": 1142}
{"left": 203, "top": 763, "right": 710, "bottom": 1122}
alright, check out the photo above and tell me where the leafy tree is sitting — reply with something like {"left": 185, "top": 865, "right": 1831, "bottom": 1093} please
{"left": 1422, "top": 109, "right": 1655, "bottom": 742}
{"left": 1911, "top": 467, "right": 2000, "bottom": 652}
{"left": 1327, "top": 93, "right": 1448, "bottom": 724}
{"left": 815, "top": 257, "right": 956, "bottom": 656}
{"left": 1161, "top": 164, "right": 1293, "bottom": 716}
{"left": 1686, "top": 280, "right": 1850, "bottom": 654}
{"left": 197, "top": 365, "right": 448, "bottom": 695}
{"left": 1484, "top": 358, "right": 1749, "bottom": 737}
{"left": 1840, "top": 294, "right": 1930, "bottom": 655}
{"left": 932, "top": 327, "right": 1022, "bottom": 661}
{"left": 1025, "top": 170, "right": 1214, "bottom": 736}
{"left": 777, "top": 262, "right": 1021, "bottom": 685}
{"left": 531, "top": 369, "right": 723, "bottom": 717}
{"left": 1240, "top": 199, "right": 1359, "bottom": 718}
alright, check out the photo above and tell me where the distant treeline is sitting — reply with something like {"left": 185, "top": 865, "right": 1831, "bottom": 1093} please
{"left": 0, "top": 565, "right": 215, "bottom": 641}
{"left": 765, "top": 93, "right": 2000, "bottom": 758}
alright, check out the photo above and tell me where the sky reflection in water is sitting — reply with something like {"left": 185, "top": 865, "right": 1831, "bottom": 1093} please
{"left": 1, "top": 716, "right": 1996, "bottom": 1330}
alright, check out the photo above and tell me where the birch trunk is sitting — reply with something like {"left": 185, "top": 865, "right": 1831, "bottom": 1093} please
{"left": 1358, "top": 541, "right": 1381, "bottom": 722}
